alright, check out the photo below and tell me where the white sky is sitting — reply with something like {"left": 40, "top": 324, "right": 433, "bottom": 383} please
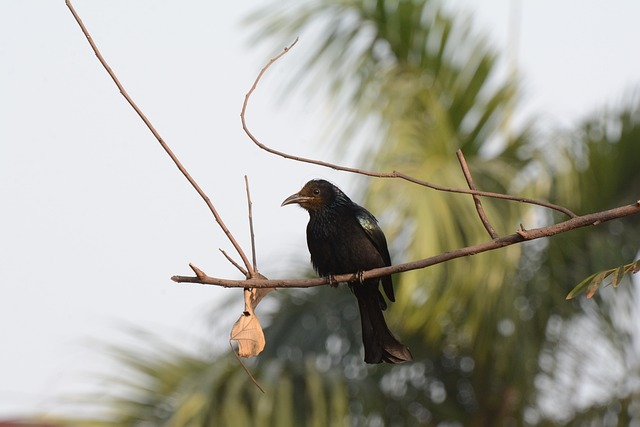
{"left": 2, "top": 0, "right": 640, "bottom": 419}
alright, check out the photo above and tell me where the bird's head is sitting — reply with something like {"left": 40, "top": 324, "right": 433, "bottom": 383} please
{"left": 281, "top": 179, "right": 343, "bottom": 212}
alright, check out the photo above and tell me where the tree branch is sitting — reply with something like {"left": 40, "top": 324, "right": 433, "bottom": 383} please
{"left": 173, "top": 201, "right": 640, "bottom": 288}
{"left": 244, "top": 176, "right": 258, "bottom": 275}
{"left": 240, "top": 39, "right": 577, "bottom": 219}
{"left": 456, "top": 149, "right": 499, "bottom": 239}
{"left": 65, "top": 0, "right": 254, "bottom": 276}
{"left": 218, "top": 250, "right": 248, "bottom": 277}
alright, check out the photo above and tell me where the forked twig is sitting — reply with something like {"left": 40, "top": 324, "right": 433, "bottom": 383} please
{"left": 189, "top": 263, "right": 207, "bottom": 279}
{"left": 240, "top": 39, "right": 577, "bottom": 219}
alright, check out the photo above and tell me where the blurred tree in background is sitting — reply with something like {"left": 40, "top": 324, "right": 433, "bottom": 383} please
{"left": 56, "top": 0, "right": 640, "bottom": 426}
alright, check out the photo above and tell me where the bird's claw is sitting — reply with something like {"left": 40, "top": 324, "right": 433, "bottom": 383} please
{"left": 327, "top": 275, "right": 338, "bottom": 288}
{"left": 357, "top": 271, "right": 365, "bottom": 285}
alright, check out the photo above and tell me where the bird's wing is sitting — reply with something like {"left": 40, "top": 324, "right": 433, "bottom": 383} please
{"left": 355, "top": 208, "right": 395, "bottom": 302}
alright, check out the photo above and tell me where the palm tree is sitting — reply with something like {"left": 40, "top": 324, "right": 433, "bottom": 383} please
{"left": 56, "top": 1, "right": 640, "bottom": 425}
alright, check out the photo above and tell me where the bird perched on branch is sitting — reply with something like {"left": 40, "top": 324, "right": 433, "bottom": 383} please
{"left": 282, "top": 179, "right": 412, "bottom": 364}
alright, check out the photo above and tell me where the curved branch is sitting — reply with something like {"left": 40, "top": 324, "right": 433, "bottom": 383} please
{"left": 240, "top": 40, "right": 577, "bottom": 219}
{"left": 173, "top": 202, "right": 640, "bottom": 288}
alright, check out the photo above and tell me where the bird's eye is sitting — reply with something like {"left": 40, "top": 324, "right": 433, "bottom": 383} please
{"left": 313, "top": 188, "right": 320, "bottom": 195}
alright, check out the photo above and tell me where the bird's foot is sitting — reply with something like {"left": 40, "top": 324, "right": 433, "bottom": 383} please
{"left": 327, "top": 275, "right": 338, "bottom": 288}
{"left": 356, "top": 271, "right": 365, "bottom": 285}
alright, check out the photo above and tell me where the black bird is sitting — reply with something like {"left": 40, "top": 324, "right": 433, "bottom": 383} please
{"left": 282, "top": 179, "right": 412, "bottom": 364}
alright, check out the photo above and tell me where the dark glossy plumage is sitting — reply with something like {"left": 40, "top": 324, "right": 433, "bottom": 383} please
{"left": 282, "top": 179, "right": 412, "bottom": 364}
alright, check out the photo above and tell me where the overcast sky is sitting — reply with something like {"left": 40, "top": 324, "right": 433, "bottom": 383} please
{"left": 2, "top": 0, "right": 640, "bottom": 419}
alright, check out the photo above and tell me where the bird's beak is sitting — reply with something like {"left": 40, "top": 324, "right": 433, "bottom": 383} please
{"left": 281, "top": 192, "right": 311, "bottom": 207}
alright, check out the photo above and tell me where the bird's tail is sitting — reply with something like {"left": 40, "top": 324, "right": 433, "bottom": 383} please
{"left": 354, "top": 282, "right": 413, "bottom": 364}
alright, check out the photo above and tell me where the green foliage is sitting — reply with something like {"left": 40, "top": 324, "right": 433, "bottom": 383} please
{"left": 567, "top": 260, "right": 640, "bottom": 300}
{"left": 245, "top": 0, "right": 640, "bottom": 424}
{"left": 60, "top": 337, "right": 352, "bottom": 426}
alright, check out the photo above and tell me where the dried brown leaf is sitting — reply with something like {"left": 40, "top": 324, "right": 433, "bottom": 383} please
{"left": 229, "top": 282, "right": 274, "bottom": 358}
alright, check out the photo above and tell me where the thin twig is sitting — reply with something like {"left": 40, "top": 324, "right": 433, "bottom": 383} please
{"left": 220, "top": 249, "right": 249, "bottom": 277}
{"left": 173, "top": 202, "right": 640, "bottom": 288}
{"left": 456, "top": 149, "right": 499, "bottom": 239}
{"left": 240, "top": 39, "right": 577, "bottom": 219}
{"left": 65, "top": 0, "right": 253, "bottom": 275}
{"left": 229, "top": 342, "right": 265, "bottom": 393}
{"left": 189, "top": 263, "right": 207, "bottom": 279}
{"left": 244, "top": 176, "right": 258, "bottom": 275}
